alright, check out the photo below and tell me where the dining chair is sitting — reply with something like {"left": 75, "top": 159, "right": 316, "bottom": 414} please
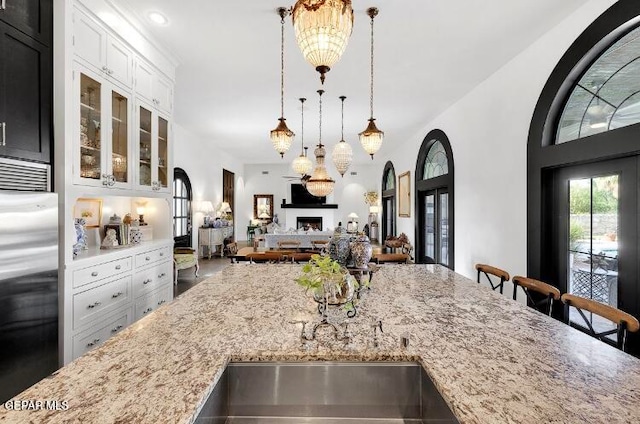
{"left": 512, "top": 276, "right": 560, "bottom": 316}
{"left": 475, "top": 264, "right": 510, "bottom": 294}
{"left": 561, "top": 293, "right": 640, "bottom": 352}
{"left": 277, "top": 240, "right": 301, "bottom": 251}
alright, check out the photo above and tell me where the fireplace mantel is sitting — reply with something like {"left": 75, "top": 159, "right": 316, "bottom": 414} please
{"left": 281, "top": 204, "right": 338, "bottom": 209}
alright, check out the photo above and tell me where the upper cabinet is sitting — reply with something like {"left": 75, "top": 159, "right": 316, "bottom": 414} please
{"left": 0, "top": 0, "right": 52, "bottom": 46}
{"left": 135, "top": 58, "right": 173, "bottom": 116}
{"left": 73, "top": 6, "right": 133, "bottom": 89}
{"left": 0, "top": 13, "right": 52, "bottom": 164}
{"left": 135, "top": 102, "right": 170, "bottom": 193}
{"left": 74, "top": 64, "right": 132, "bottom": 189}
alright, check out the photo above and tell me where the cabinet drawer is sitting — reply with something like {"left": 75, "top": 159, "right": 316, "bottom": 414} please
{"left": 73, "top": 256, "right": 132, "bottom": 289}
{"left": 72, "top": 309, "right": 131, "bottom": 359}
{"left": 133, "top": 261, "right": 172, "bottom": 299}
{"left": 135, "top": 246, "right": 171, "bottom": 268}
{"left": 134, "top": 284, "right": 173, "bottom": 321}
{"left": 73, "top": 275, "right": 131, "bottom": 330}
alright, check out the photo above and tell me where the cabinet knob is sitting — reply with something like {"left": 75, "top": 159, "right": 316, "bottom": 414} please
{"left": 143, "top": 307, "right": 153, "bottom": 314}
{"left": 86, "top": 338, "right": 101, "bottom": 347}
{"left": 145, "top": 256, "right": 151, "bottom": 261}
{"left": 111, "top": 325, "right": 123, "bottom": 333}
{"left": 157, "top": 299, "right": 166, "bottom": 306}
{"left": 102, "top": 66, "right": 108, "bottom": 72}
{"left": 143, "top": 279, "right": 152, "bottom": 285}
{"left": 159, "top": 252, "right": 164, "bottom": 257}
{"left": 91, "top": 271, "right": 99, "bottom": 277}
{"left": 158, "top": 273, "right": 165, "bottom": 279}
{"left": 112, "top": 291, "right": 123, "bottom": 298}
{"left": 87, "top": 301, "right": 102, "bottom": 309}
{"left": 115, "top": 265, "right": 122, "bottom": 270}
{"left": 107, "top": 68, "right": 114, "bottom": 75}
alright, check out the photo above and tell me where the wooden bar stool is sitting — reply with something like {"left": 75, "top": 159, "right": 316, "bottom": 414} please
{"left": 475, "top": 264, "right": 510, "bottom": 294}
{"left": 512, "top": 276, "right": 560, "bottom": 316}
{"left": 245, "top": 251, "right": 287, "bottom": 264}
{"left": 277, "top": 240, "right": 301, "bottom": 251}
{"left": 561, "top": 293, "right": 640, "bottom": 352}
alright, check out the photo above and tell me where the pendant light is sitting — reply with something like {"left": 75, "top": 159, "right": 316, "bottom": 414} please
{"left": 359, "top": 7, "right": 384, "bottom": 159}
{"left": 306, "top": 89, "right": 335, "bottom": 197}
{"left": 331, "top": 95, "right": 353, "bottom": 177}
{"left": 291, "top": 98, "right": 313, "bottom": 175}
{"left": 292, "top": 0, "right": 354, "bottom": 84}
{"left": 270, "top": 7, "right": 295, "bottom": 158}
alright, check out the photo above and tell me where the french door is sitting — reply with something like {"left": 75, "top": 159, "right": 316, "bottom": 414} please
{"left": 418, "top": 188, "right": 450, "bottom": 266}
{"left": 382, "top": 195, "right": 395, "bottom": 241}
{"left": 553, "top": 157, "right": 639, "bottom": 353}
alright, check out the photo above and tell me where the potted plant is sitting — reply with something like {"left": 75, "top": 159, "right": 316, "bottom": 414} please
{"left": 295, "top": 254, "right": 355, "bottom": 305}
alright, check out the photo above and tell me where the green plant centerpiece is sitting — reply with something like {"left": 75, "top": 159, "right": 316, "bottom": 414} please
{"left": 295, "top": 254, "right": 356, "bottom": 315}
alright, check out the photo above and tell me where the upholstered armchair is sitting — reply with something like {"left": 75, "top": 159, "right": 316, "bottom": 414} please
{"left": 173, "top": 247, "right": 199, "bottom": 285}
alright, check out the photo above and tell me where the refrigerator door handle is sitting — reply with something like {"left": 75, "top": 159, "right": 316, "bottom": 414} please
{"left": 1, "top": 123, "right": 5, "bottom": 146}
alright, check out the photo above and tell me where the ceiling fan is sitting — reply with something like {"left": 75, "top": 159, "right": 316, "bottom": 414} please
{"left": 282, "top": 174, "right": 311, "bottom": 186}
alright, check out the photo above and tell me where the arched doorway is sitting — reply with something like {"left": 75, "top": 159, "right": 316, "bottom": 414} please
{"left": 381, "top": 161, "right": 396, "bottom": 242}
{"left": 173, "top": 167, "right": 193, "bottom": 247}
{"left": 528, "top": 0, "right": 640, "bottom": 354}
{"left": 415, "top": 129, "right": 454, "bottom": 267}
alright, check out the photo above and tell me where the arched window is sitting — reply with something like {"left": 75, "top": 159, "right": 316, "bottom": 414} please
{"left": 415, "top": 130, "right": 454, "bottom": 268}
{"left": 381, "top": 161, "right": 396, "bottom": 241}
{"left": 528, "top": 0, "right": 640, "bottom": 355}
{"left": 173, "top": 167, "right": 193, "bottom": 248}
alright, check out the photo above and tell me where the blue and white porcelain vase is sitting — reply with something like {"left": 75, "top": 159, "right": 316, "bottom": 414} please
{"left": 328, "top": 226, "right": 351, "bottom": 266}
{"left": 350, "top": 234, "right": 373, "bottom": 269}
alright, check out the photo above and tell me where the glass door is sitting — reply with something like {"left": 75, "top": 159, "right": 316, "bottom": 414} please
{"left": 157, "top": 116, "right": 168, "bottom": 189}
{"left": 79, "top": 73, "right": 102, "bottom": 181}
{"left": 555, "top": 158, "right": 638, "bottom": 349}
{"left": 419, "top": 188, "right": 449, "bottom": 266}
{"left": 110, "top": 91, "right": 128, "bottom": 184}
{"left": 382, "top": 196, "right": 394, "bottom": 241}
{"left": 138, "top": 105, "right": 152, "bottom": 188}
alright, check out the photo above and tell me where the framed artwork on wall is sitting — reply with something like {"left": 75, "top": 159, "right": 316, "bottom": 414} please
{"left": 398, "top": 171, "right": 411, "bottom": 217}
{"left": 74, "top": 198, "right": 103, "bottom": 228}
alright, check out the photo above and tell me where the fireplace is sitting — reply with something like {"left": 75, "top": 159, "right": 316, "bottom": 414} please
{"left": 296, "top": 216, "right": 323, "bottom": 230}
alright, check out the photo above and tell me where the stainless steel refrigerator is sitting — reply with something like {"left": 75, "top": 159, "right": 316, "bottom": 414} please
{"left": 0, "top": 192, "right": 58, "bottom": 402}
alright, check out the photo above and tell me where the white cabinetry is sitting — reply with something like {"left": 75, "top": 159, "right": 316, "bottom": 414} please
{"left": 135, "top": 59, "right": 173, "bottom": 116}
{"left": 135, "top": 101, "right": 171, "bottom": 193}
{"left": 73, "top": 6, "right": 133, "bottom": 88}
{"left": 67, "top": 241, "right": 173, "bottom": 361}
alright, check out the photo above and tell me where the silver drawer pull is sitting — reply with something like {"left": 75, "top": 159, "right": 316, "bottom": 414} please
{"left": 145, "top": 256, "right": 151, "bottom": 261}
{"left": 143, "top": 307, "right": 153, "bottom": 314}
{"left": 159, "top": 252, "right": 164, "bottom": 257}
{"left": 143, "top": 279, "right": 152, "bottom": 285}
{"left": 115, "top": 265, "right": 122, "bottom": 270}
{"left": 87, "top": 301, "right": 102, "bottom": 309}
{"left": 91, "top": 271, "right": 99, "bottom": 277}
{"left": 0, "top": 1, "right": 5, "bottom": 11}
{"left": 157, "top": 299, "right": 166, "bottom": 306}
{"left": 86, "top": 338, "right": 101, "bottom": 347}
{"left": 1, "top": 122, "right": 5, "bottom": 147}
{"left": 102, "top": 65, "right": 108, "bottom": 72}
{"left": 158, "top": 273, "right": 165, "bottom": 279}
{"left": 112, "top": 291, "right": 123, "bottom": 298}
{"left": 111, "top": 325, "right": 123, "bottom": 333}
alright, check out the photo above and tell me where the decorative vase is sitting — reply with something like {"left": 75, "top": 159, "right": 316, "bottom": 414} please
{"left": 73, "top": 218, "right": 87, "bottom": 257}
{"left": 351, "top": 234, "right": 373, "bottom": 269}
{"left": 313, "top": 271, "right": 355, "bottom": 306}
{"left": 328, "top": 227, "right": 351, "bottom": 266}
{"left": 130, "top": 228, "right": 142, "bottom": 244}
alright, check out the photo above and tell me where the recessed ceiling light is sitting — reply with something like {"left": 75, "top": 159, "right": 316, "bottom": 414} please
{"left": 148, "top": 12, "right": 168, "bottom": 26}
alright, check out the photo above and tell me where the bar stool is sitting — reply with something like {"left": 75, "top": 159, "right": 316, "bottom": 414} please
{"left": 512, "top": 276, "right": 560, "bottom": 316}
{"left": 561, "top": 293, "right": 640, "bottom": 352}
{"left": 245, "top": 251, "right": 288, "bottom": 264}
{"left": 475, "top": 264, "right": 510, "bottom": 294}
{"left": 277, "top": 240, "right": 301, "bottom": 251}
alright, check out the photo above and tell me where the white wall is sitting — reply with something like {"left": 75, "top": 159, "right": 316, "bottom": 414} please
{"left": 239, "top": 163, "right": 380, "bottom": 240}
{"left": 382, "top": 0, "right": 616, "bottom": 295}
{"left": 173, "top": 123, "right": 245, "bottom": 247}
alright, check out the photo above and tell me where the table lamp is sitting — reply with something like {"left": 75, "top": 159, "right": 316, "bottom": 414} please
{"left": 136, "top": 205, "right": 147, "bottom": 226}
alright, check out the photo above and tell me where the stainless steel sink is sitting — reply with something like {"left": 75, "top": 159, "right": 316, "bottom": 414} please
{"left": 195, "top": 362, "right": 459, "bottom": 424}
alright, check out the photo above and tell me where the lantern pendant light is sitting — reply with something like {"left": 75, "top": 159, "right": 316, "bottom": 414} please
{"left": 359, "top": 7, "right": 384, "bottom": 159}
{"left": 270, "top": 7, "right": 295, "bottom": 158}
{"left": 332, "top": 95, "right": 353, "bottom": 177}
{"left": 291, "top": 98, "right": 313, "bottom": 176}
{"left": 292, "top": 0, "right": 354, "bottom": 84}
{"left": 306, "top": 89, "right": 335, "bottom": 197}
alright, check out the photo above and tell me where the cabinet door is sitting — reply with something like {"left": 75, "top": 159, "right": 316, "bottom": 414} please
{"left": 0, "top": 0, "right": 52, "bottom": 46}
{"left": 136, "top": 102, "right": 154, "bottom": 190}
{"left": 154, "top": 73, "right": 173, "bottom": 115}
{"left": 75, "top": 69, "right": 104, "bottom": 185}
{"left": 157, "top": 115, "right": 169, "bottom": 191}
{"left": 73, "top": 7, "right": 106, "bottom": 71}
{"left": 109, "top": 87, "right": 131, "bottom": 187}
{"left": 135, "top": 59, "right": 154, "bottom": 103}
{"left": 105, "top": 36, "right": 132, "bottom": 88}
{"left": 0, "top": 21, "right": 51, "bottom": 163}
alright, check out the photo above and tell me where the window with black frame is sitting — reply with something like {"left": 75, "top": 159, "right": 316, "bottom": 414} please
{"left": 381, "top": 161, "right": 396, "bottom": 242}
{"left": 173, "top": 167, "right": 192, "bottom": 248}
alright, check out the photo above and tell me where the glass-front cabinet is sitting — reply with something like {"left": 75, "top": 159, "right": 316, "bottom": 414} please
{"left": 75, "top": 65, "right": 131, "bottom": 188}
{"left": 135, "top": 101, "right": 170, "bottom": 193}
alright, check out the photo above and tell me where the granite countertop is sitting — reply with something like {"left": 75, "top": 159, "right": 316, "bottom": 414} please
{"left": 2, "top": 264, "right": 640, "bottom": 423}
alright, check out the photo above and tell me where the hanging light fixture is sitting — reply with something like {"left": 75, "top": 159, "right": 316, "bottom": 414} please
{"left": 306, "top": 89, "right": 335, "bottom": 197}
{"left": 291, "top": 98, "right": 313, "bottom": 175}
{"left": 292, "top": 0, "right": 354, "bottom": 84}
{"left": 359, "top": 7, "right": 383, "bottom": 160}
{"left": 270, "top": 7, "right": 295, "bottom": 158}
{"left": 332, "top": 95, "right": 353, "bottom": 177}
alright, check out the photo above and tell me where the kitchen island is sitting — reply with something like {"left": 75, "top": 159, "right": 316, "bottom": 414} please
{"left": 1, "top": 264, "right": 640, "bottom": 423}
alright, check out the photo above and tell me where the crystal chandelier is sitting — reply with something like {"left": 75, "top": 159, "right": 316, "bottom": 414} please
{"left": 306, "top": 89, "right": 335, "bottom": 197}
{"left": 270, "top": 7, "right": 295, "bottom": 158}
{"left": 359, "top": 7, "right": 384, "bottom": 159}
{"left": 292, "top": 0, "right": 354, "bottom": 84}
{"left": 331, "top": 95, "right": 352, "bottom": 177}
{"left": 291, "top": 98, "right": 313, "bottom": 175}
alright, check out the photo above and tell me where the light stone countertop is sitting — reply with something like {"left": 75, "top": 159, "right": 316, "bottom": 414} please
{"left": 2, "top": 264, "right": 640, "bottom": 423}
